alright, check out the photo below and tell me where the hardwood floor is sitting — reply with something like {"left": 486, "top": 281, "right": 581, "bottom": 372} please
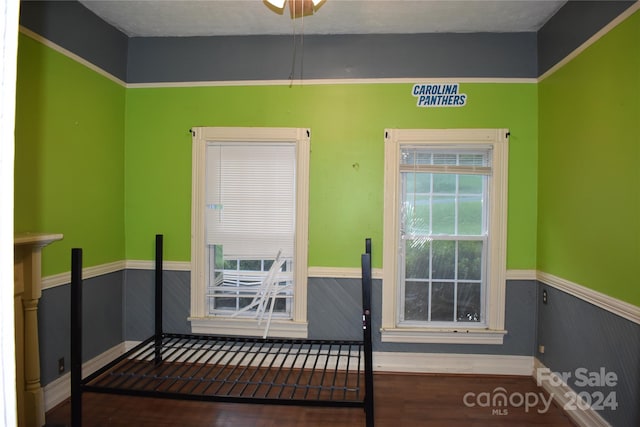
{"left": 46, "top": 373, "right": 576, "bottom": 427}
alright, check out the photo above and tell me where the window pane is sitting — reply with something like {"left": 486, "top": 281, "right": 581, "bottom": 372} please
{"left": 271, "top": 297, "right": 288, "bottom": 312}
{"left": 457, "top": 283, "right": 481, "bottom": 322}
{"left": 458, "top": 241, "right": 482, "bottom": 280}
{"left": 432, "top": 240, "right": 455, "bottom": 279}
{"left": 432, "top": 195, "right": 455, "bottom": 234}
{"left": 404, "top": 196, "right": 430, "bottom": 235}
{"left": 431, "top": 282, "right": 454, "bottom": 321}
{"left": 433, "top": 174, "right": 455, "bottom": 193}
{"left": 209, "top": 253, "right": 293, "bottom": 318}
{"left": 404, "top": 281, "right": 429, "bottom": 321}
{"left": 405, "top": 240, "right": 430, "bottom": 279}
{"left": 458, "top": 195, "right": 482, "bottom": 235}
{"left": 239, "top": 297, "right": 255, "bottom": 310}
{"left": 214, "top": 297, "right": 236, "bottom": 310}
{"left": 458, "top": 174, "right": 482, "bottom": 194}
{"left": 239, "top": 260, "right": 261, "bottom": 271}
{"left": 404, "top": 172, "right": 431, "bottom": 193}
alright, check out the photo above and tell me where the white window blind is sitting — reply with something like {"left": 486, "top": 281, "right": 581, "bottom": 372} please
{"left": 400, "top": 145, "right": 492, "bottom": 175}
{"left": 205, "top": 142, "right": 296, "bottom": 259}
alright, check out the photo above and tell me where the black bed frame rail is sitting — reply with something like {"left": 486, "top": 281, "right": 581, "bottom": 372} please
{"left": 71, "top": 235, "right": 375, "bottom": 427}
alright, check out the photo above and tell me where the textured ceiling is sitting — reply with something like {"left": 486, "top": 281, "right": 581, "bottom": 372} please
{"left": 79, "top": 0, "right": 567, "bottom": 37}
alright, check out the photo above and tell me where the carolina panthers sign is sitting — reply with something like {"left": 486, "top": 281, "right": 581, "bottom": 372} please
{"left": 412, "top": 83, "right": 467, "bottom": 107}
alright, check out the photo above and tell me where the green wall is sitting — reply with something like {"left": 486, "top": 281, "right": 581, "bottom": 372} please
{"left": 14, "top": 32, "right": 540, "bottom": 276}
{"left": 538, "top": 10, "right": 640, "bottom": 305}
{"left": 124, "top": 83, "right": 538, "bottom": 269}
{"left": 14, "top": 33, "right": 126, "bottom": 275}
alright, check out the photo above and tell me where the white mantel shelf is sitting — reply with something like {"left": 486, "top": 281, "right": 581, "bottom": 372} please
{"left": 14, "top": 232, "right": 63, "bottom": 427}
{"left": 14, "top": 232, "right": 64, "bottom": 247}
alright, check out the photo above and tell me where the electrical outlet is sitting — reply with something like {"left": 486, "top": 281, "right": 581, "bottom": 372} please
{"left": 58, "top": 357, "right": 65, "bottom": 374}
{"left": 542, "top": 289, "right": 548, "bottom": 304}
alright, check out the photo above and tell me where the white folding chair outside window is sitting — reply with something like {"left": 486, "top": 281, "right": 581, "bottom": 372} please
{"left": 230, "top": 250, "right": 292, "bottom": 337}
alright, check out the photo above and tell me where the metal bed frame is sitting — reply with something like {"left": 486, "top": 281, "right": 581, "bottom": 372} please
{"left": 70, "top": 235, "right": 374, "bottom": 426}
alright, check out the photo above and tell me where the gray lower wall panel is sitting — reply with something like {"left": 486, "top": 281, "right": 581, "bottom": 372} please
{"left": 121, "top": 272, "right": 537, "bottom": 356}
{"left": 122, "top": 272, "right": 538, "bottom": 356}
{"left": 307, "top": 277, "right": 364, "bottom": 341}
{"left": 372, "top": 279, "right": 538, "bottom": 355}
{"left": 536, "top": 284, "right": 640, "bottom": 427}
{"left": 39, "top": 266, "right": 639, "bottom": 427}
{"left": 309, "top": 278, "right": 538, "bottom": 355}
{"left": 124, "top": 269, "right": 192, "bottom": 341}
{"left": 38, "top": 270, "right": 124, "bottom": 385}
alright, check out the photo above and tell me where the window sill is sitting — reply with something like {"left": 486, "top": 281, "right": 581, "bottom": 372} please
{"left": 380, "top": 328, "right": 506, "bottom": 344}
{"left": 189, "top": 317, "right": 308, "bottom": 339}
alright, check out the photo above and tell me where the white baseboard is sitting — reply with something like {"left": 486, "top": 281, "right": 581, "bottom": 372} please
{"left": 373, "top": 352, "right": 533, "bottom": 376}
{"left": 43, "top": 342, "right": 127, "bottom": 411}
{"left": 124, "top": 340, "right": 142, "bottom": 351}
{"left": 533, "top": 358, "right": 611, "bottom": 427}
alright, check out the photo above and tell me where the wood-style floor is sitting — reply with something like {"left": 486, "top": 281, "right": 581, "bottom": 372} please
{"left": 46, "top": 373, "right": 576, "bottom": 427}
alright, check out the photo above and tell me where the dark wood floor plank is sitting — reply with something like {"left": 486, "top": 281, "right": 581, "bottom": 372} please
{"left": 46, "top": 373, "right": 576, "bottom": 426}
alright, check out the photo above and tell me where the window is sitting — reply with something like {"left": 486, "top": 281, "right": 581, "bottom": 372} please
{"left": 382, "top": 129, "right": 508, "bottom": 344}
{"left": 190, "top": 127, "right": 310, "bottom": 338}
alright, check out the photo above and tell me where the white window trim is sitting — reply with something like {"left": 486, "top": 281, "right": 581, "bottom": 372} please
{"left": 382, "top": 128, "right": 509, "bottom": 344}
{"left": 189, "top": 127, "right": 309, "bottom": 337}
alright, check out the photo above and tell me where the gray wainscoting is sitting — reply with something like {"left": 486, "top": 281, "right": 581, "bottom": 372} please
{"left": 124, "top": 269, "right": 192, "bottom": 340}
{"left": 375, "top": 279, "right": 538, "bottom": 354}
{"left": 537, "top": 285, "right": 640, "bottom": 427}
{"left": 309, "top": 277, "right": 538, "bottom": 355}
{"left": 38, "top": 269, "right": 639, "bottom": 427}
{"left": 38, "top": 270, "right": 124, "bottom": 385}
{"left": 307, "top": 277, "right": 364, "bottom": 341}
{"left": 38, "top": 273, "right": 538, "bottom": 385}
{"left": 123, "top": 274, "right": 538, "bottom": 355}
